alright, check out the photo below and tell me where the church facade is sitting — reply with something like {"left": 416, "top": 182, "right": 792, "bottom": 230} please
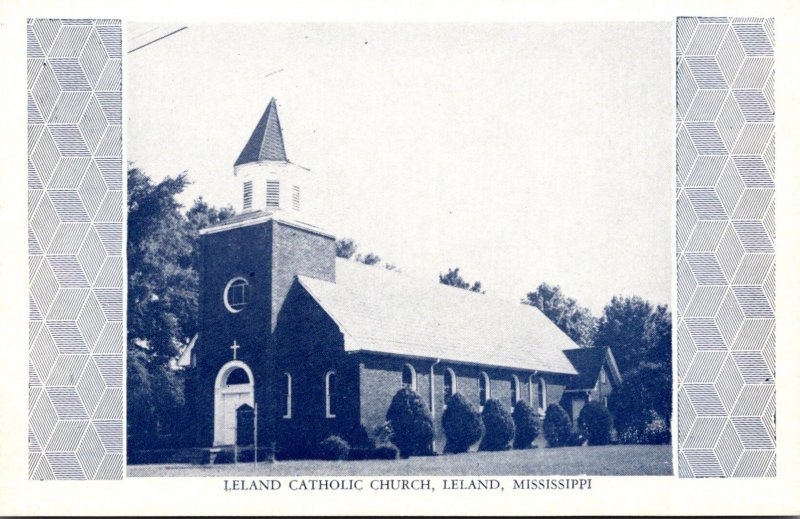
{"left": 186, "top": 98, "right": 621, "bottom": 456}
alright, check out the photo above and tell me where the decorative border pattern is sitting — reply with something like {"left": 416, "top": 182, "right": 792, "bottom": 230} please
{"left": 27, "top": 19, "right": 123, "bottom": 480}
{"left": 676, "top": 17, "right": 775, "bottom": 477}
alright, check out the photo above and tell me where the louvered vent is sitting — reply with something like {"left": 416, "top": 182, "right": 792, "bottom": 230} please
{"left": 292, "top": 185, "right": 300, "bottom": 211}
{"left": 266, "top": 180, "right": 280, "bottom": 208}
{"left": 243, "top": 181, "right": 253, "bottom": 210}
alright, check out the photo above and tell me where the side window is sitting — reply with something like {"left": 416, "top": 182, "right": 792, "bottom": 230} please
{"left": 402, "top": 364, "right": 417, "bottom": 391}
{"left": 479, "top": 372, "right": 490, "bottom": 408}
{"left": 443, "top": 368, "right": 456, "bottom": 404}
{"left": 282, "top": 373, "right": 292, "bottom": 419}
{"left": 325, "top": 371, "right": 336, "bottom": 418}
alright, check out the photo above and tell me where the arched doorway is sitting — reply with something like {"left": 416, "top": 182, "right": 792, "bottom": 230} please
{"left": 214, "top": 360, "right": 255, "bottom": 446}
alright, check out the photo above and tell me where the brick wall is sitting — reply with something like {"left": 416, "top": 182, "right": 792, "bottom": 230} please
{"left": 356, "top": 352, "right": 567, "bottom": 452}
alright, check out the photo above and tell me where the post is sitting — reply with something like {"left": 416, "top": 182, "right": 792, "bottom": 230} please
{"left": 254, "top": 403, "right": 258, "bottom": 467}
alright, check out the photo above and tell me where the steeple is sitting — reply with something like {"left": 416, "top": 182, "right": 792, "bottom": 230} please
{"left": 232, "top": 98, "right": 312, "bottom": 218}
{"left": 235, "top": 97, "right": 287, "bottom": 166}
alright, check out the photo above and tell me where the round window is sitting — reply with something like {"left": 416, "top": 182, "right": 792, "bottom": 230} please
{"left": 223, "top": 277, "right": 249, "bottom": 313}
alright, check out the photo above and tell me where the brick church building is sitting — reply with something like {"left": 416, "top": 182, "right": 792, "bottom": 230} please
{"left": 185, "top": 98, "right": 622, "bottom": 455}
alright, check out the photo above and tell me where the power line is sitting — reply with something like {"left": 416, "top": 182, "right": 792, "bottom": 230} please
{"left": 128, "top": 26, "right": 188, "bottom": 54}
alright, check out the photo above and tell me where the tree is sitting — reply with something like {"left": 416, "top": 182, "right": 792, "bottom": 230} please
{"left": 439, "top": 267, "right": 484, "bottom": 293}
{"left": 127, "top": 167, "right": 196, "bottom": 361}
{"left": 386, "top": 387, "right": 435, "bottom": 458}
{"left": 608, "top": 363, "right": 671, "bottom": 441}
{"left": 442, "top": 393, "right": 484, "bottom": 454}
{"left": 335, "top": 238, "right": 358, "bottom": 259}
{"left": 595, "top": 295, "right": 654, "bottom": 375}
{"left": 357, "top": 252, "right": 382, "bottom": 266}
{"left": 524, "top": 283, "right": 596, "bottom": 346}
{"left": 127, "top": 166, "right": 234, "bottom": 451}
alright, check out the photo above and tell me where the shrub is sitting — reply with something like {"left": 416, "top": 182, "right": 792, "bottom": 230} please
{"left": 386, "top": 387, "right": 435, "bottom": 458}
{"left": 318, "top": 435, "right": 350, "bottom": 460}
{"left": 567, "top": 430, "right": 586, "bottom": 446}
{"left": 442, "top": 393, "right": 484, "bottom": 454}
{"left": 372, "top": 445, "right": 399, "bottom": 460}
{"left": 479, "top": 399, "right": 516, "bottom": 451}
{"left": 617, "top": 410, "right": 671, "bottom": 445}
{"left": 542, "top": 403, "right": 572, "bottom": 447}
{"left": 577, "top": 401, "right": 612, "bottom": 446}
{"left": 512, "top": 400, "right": 540, "bottom": 449}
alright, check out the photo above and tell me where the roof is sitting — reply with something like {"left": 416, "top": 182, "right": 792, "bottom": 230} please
{"left": 235, "top": 97, "right": 287, "bottom": 165}
{"left": 198, "top": 210, "right": 334, "bottom": 238}
{"left": 297, "top": 259, "right": 579, "bottom": 375}
{"left": 562, "top": 347, "right": 622, "bottom": 390}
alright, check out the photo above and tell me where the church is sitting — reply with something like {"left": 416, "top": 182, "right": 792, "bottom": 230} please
{"left": 184, "top": 98, "right": 622, "bottom": 456}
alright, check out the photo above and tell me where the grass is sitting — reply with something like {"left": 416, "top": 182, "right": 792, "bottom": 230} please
{"left": 127, "top": 444, "right": 672, "bottom": 477}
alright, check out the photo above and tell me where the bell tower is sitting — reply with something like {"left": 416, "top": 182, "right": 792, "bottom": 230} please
{"left": 233, "top": 97, "right": 310, "bottom": 218}
{"left": 192, "top": 97, "right": 336, "bottom": 448}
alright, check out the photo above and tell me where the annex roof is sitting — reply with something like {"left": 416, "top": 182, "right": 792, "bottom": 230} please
{"left": 562, "top": 346, "right": 622, "bottom": 391}
{"left": 297, "top": 259, "right": 579, "bottom": 375}
{"left": 235, "top": 97, "right": 287, "bottom": 165}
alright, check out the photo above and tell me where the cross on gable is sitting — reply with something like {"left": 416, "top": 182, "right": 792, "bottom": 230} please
{"left": 230, "top": 340, "right": 240, "bottom": 360}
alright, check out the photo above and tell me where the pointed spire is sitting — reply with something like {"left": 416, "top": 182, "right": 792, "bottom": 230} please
{"left": 235, "top": 97, "right": 287, "bottom": 166}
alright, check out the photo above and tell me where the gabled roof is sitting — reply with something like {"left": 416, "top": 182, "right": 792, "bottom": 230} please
{"left": 562, "top": 346, "right": 622, "bottom": 391}
{"left": 235, "top": 97, "right": 287, "bottom": 165}
{"left": 297, "top": 259, "right": 579, "bottom": 375}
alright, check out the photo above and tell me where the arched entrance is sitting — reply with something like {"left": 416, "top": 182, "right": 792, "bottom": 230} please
{"left": 214, "top": 360, "right": 254, "bottom": 446}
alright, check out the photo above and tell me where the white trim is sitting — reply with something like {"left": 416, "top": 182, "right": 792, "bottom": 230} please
{"left": 213, "top": 360, "right": 255, "bottom": 446}
{"left": 325, "top": 370, "right": 336, "bottom": 418}
{"left": 283, "top": 372, "right": 292, "bottom": 419}
{"left": 511, "top": 374, "right": 521, "bottom": 406}
{"left": 223, "top": 277, "right": 248, "bottom": 314}
{"left": 443, "top": 367, "right": 457, "bottom": 403}
{"left": 402, "top": 363, "right": 417, "bottom": 391}
{"left": 479, "top": 371, "right": 490, "bottom": 409}
{"left": 198, "top": 212, "right": 335, "bottom": 238}
{"left": 538, "top": 377, "right": 548, "bottom": 414}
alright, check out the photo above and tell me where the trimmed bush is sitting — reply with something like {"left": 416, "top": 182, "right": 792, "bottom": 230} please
{"left": 442, "top": 393, "right": 484, "bottom": 454}
{"left": 512, "top": 400, "right": 540, "bottom": 449}
{"left": 386, "top": 387, "right": 435, "bottom": 458}
{"left": 542, "top": 403, "right": 572, "bottom": 447}
{"left": 318, "top": 435, "right": 350, "bottom": 460}
{"left": 578, "top": 401, "right": 613, "bottom": 446}
{"left": 479, "top": 399, "right": 516, "bottom": 451}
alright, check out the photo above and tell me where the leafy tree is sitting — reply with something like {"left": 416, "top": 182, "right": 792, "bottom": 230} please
{"left": 127, "top": 167, "right": 196, "bottom": 361}
{"left": 595, "top": 295, "right": 654, "bottom": 375}
{"left": 442, "top": 393, "right": 484, "bottom": 454}
{"left": 335, "top": 238, "right": 358, "bottom": 259}
{"left": 608, "top": 363, "right": 671, "bottom": 441}
{"left": 439, "top": 267, "right": 484, "bottom": 293}
{"left": 357, "top": 252, "right": 382, "bottom": 266}
{"left": 479, "top": 399, "right": 516, "bottom": 451}
{"left": 386, "top": 387, "right": 435, "bottom": 458}
{"left": 127, "top": 167, "right": 233, "bottom": 450}
{"left": 512, "top": 400, "right": 540, "bottom": 449}
{"left": 524, "top": 283, "right": 596, "bottom": 346}
{"left": 542, "top": 403, "right": 572, "bottom": 447}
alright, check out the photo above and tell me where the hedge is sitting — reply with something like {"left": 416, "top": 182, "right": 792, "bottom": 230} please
{"left": 542, "top": 403, "right": 572, "bottom": 447}
{"left": 512, "top": 400, "right": 540, "bottom": 449}
{"left": 386, "top": 387, "right": 435, "bottom": 458}
{"left": 578, "top": 401, "right": 612, "bottom": 446}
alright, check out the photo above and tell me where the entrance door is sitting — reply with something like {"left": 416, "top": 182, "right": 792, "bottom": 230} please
{"left": 214, "top": 361, "right": 254, "bottom": 446}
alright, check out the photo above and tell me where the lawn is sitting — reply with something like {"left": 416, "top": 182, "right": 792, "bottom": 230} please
{"left": 127, "top": 444, "right": 672, "bottom": 477}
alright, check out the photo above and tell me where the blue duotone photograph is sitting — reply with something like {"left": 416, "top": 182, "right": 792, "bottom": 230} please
{"left": 124, "top": 22, "right": 676, "bottom": 476}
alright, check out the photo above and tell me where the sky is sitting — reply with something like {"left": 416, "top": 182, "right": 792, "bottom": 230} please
{"left": 127, "top": 22, "right": 673, "bottom": 315}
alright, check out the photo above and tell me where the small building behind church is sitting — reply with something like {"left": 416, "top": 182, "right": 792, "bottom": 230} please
{"left": 184, "top": 98, "right": 621, "bottom": 455}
